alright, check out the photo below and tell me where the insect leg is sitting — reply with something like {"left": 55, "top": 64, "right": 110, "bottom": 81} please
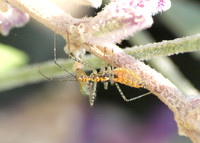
{"left": 99, "top": 66, "right": 109, "bottom": 90}
{"left": 38, "top": 33, "right": 77, "bottom": 81}
{"left": 104, "top": 82, "right": 109, "bottom": 90}
{"left": 89, "top": 82, "right": 97, "bottom": 107}
{"left": 110, "top": 48, "right": 115, "bottom": 85}
{"left": 115, "top": 83, "right": 152, "bottom": 102}
{"left": 53, "top": 33, "right": 76, "bottom": 78}
{"left": 101, "top": 47, "right": 109, "bottom": 90}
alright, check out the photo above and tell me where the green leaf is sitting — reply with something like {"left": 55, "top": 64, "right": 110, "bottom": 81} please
{"left": 0, "top": 43, "right": 28, "bottom": 75}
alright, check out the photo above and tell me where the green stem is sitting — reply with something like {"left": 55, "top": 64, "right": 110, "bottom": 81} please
{"left": 125, "top": 33, "right": 200, "bottom": 60}
{"left": 0, "top": 55, "right": 102, "bottom": 92}
{"left": 129, "top": 31, "right": 200, "bottom": 96}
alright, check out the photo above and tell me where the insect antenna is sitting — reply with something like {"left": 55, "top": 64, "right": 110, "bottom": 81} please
{"left": 38, "top": 66, "right": 77, "bottom": 82}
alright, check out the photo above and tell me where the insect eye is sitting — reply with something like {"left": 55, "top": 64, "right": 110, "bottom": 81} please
{"left": 139, "top": 82, "right": 146, "bottom": 88}
{"left": 102, "top": 73, "right": 108, "bottom": 78}
{"left": 114, "top": 74, "right": 118, "bottom": 78}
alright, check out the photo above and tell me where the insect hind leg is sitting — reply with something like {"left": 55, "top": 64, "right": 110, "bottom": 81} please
{"left": 115, "top": 83, "right": 152, "bottom": 102}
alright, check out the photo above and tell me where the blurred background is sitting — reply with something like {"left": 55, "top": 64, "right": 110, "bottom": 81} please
{"left": 0, "top": 0, "right": 200, "bottom": 142}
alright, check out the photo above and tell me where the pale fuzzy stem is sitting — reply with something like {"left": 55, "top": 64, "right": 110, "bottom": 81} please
{"left": 149, "top": 57, "right": 200, "bottom": 96}
{"left": 73, "top": 0, "right": 102, "bottom": 8}
{"left": 0, "top": 0, "right": 8, "bottom": 11}
{"left": 7, "top": 0, "right": 80, "bottom": 35}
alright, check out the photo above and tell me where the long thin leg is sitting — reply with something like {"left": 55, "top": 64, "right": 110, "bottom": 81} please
{"left": 100, "top": 67, "right": 109, "bottom": 90}
{"left": 111, "top": 48, "right": 114, "bottom": 85}
{"left": 99, "top": 47, "right": 106, "bottom": 75}
{"left": 104, "top": 82, "right": 109, "bottom": 90}
{"left": 100, "top": 47, "right": 109, "bottom": 90}
{"left": 53, "top": 33, "right": 76, "bottom": 78}
{"left": 106, "top": 48, "right": 115, "bottom": 86}
{"left": 107, "top": 66, "right": 114, "bottom": 85}
{"left": 89, "top": 82, "right": 97, "bottom": 107}
{"left": 115, "top": 83, "right": 152, "bottom": 102}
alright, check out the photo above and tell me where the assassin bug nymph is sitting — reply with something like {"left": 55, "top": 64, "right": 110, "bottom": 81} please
{"left": 39, "top": 33, "right": 152, "bottom": 107}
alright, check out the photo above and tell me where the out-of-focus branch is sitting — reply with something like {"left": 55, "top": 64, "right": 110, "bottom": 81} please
{"left": 125, "top": 33, "right": 200, "bottom": 60}
{"left": 0, "top": 56, "right": 102, "bottom": 92}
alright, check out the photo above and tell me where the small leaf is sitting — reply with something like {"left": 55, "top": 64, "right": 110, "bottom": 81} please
{"left": 0, "top": 43, "right": 28, "bottom": 75}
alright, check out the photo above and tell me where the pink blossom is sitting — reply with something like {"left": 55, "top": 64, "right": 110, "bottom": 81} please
{"left": 0, "top": 5, "right": 29, "bottom": 36}
{"left": 80, "top": 0, "right": 171, "bottom": 46}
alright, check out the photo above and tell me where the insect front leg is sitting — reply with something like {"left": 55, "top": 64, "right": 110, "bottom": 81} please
{"left": 107, "top": 66, "right": 115, "bottom": 85}
{"left": 89, "top": 82, "right": 97, "bottom": 107}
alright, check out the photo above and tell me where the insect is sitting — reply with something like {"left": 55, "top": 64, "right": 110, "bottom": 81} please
{"left": 39, "top": 32, "right": 151, "bottom": 107}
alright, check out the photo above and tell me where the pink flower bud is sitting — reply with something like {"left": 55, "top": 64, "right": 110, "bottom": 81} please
{"left": 80, "top": 0, "right": 171, "bottom": 46}
{"left": 0, "top": 5, "right": 29, "bottom": 36}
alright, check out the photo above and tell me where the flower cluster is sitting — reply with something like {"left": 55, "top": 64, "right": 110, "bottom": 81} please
{"left": 80, "top": 0, "right": 171, "bottom": 46}
{"left": 0, "top": 4, "right": 29, "bottom": 36}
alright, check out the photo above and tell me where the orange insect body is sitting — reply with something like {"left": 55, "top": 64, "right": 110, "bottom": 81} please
{"left": 76, "top": 74, "right": 109, "bottom": 83}
{"left": 75, "top": 68, "right": 145, "bottom": 88}
{"left": 113, "top": 68, "right": 145, "bottom": 88}
{"left": 75, "top": 69, "right": 109, "bottom": 83}
{"left": 69, "top": 67, "right": 147, "bottom": 106}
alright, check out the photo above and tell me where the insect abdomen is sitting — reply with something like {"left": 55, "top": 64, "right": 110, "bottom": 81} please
{"left": 113, "top": 68, "right": 145, "bottom": 88}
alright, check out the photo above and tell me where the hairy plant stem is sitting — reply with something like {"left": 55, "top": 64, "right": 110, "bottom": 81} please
{"left": 125, "top": 33, "right": 200, "bottom": 60}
